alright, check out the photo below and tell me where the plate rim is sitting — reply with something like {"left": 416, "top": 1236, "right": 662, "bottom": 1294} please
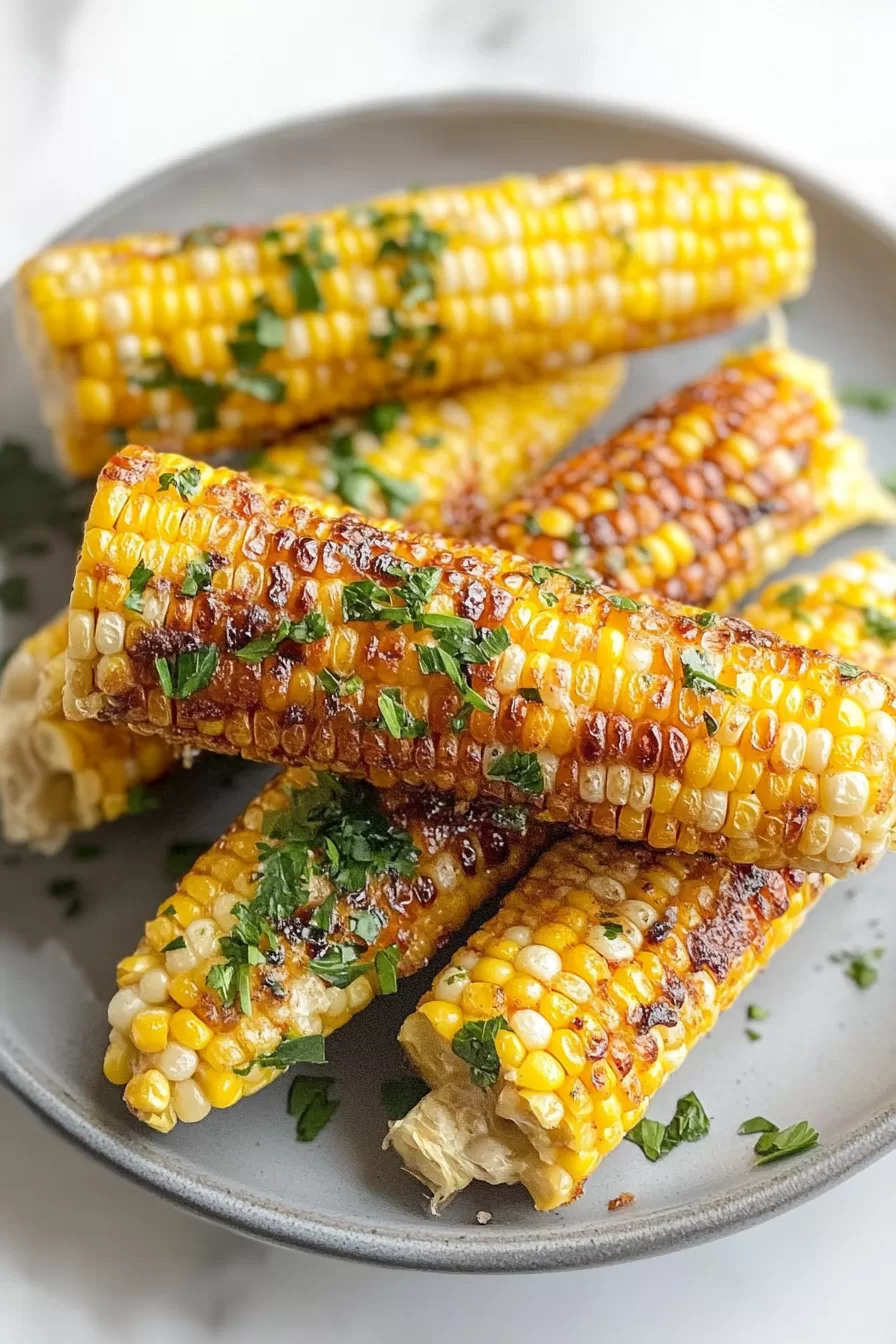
{"left": 3, "top": 87, "right": 896, "bottom": 1272}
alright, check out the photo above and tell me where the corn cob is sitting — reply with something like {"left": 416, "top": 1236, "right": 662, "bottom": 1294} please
{"left": 248, "top": 359, "right": 624, "bottom": 538}
{"left": 0, "top": 610, "right": 179, "bottom": 853}
{"left": 744, "top": 551, "right": 896, "bottom": 682}
{"left": 66, "top": 446, "right": 896, "bottom": 877}
{"left": 104, "top": 767, "right": 546, "bottom": 1131}
{"left": 388, "top": 834, "right": 823, "bottom": 1211}
{"left": 18, "top": 163, "right": 812, "bottom": 476}
{"left": 490, "top": 346, "right": 895, "bottom": 609}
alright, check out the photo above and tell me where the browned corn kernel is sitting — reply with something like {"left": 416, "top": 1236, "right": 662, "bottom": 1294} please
{"left": 0, "top": 610, "right": 179, "bottom": 852}
{"left": 490, "top": 346, "right": 895, "bottom": 610}
{"left": 66, "top": 446, "right": 896, "bottom": 878}
{"left": 250, "top": 360, "right": 624, "bottom": 539}
{"left": 744, "top": 551, "right": 896, "bottom": 683}
{"left": 388, "top": 834, "right": 823, "bottom": 1211}
{"left": 104, "top": 766, "right": 547, "bottom": 1131}
{"left": 18, "top": 163, "right": 812, "bottom": 475}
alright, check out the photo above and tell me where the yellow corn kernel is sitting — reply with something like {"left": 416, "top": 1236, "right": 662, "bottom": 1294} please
{"left": 168, "top": 971, "right": 201, "bottom": 1008}
{"left": 496, "top": 1029, "right": 527, "bottom": 1070}
{"left": 103, "top": 1040, "right": 134, "bottom": 1086}
{"left": 123, "top": 1068, "right": 171, "bottom": 1115}
{"left": 470, "top": 956, "right": 515, "bottom": 987}
{"left": 555, "top": 1147, "right": 600, "bottom": 1183}
{"left": 460, "top": 982, "right": 505, "bottom": 1020}
{"left": 418, "top": 1000, "right": 464, "bottom": 1040}
{"left": 115, "top": 952, "right": 159, "bottom": 987}
{"left": 169, "top": 1008, "right": 214, "bottom": 1051}
{"left": 561, "top": 944, "right": 608, "bottom": 987}
{"left": 201, "top": 1033, "right": 247, "bottom": 1072}
{"left": 144, "top": 915, "right": 180, "bottom": 952}
{"left": 548, "top": 1029, "right": 586, "bottom": 1076}
{"left": 516, "top": 1049, "right": 566, "bottom": 1092}
{"left": 531, "top": 922, "right": 578, "bottom": 954}
{"left": 540, "top": 991, "right": 578, "bottom": 1028}
{"left": 129, "top": 1009, "right": 170, "bottom": 1054}
{"left": 195, "top": 1063, "right": 243, "bottom": 1109}
{"left": 505, "top": 974, "right": 546, "bottom": 1009}
{"left": 157, "top": 893, "right": 204, "bottom": 923}
{"left": 557, "top": 1075, "right": 594, "bottom": 1119}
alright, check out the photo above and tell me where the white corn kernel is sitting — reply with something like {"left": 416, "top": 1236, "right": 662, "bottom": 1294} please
{"left": 699, "top": 789, "right": 728, "bottom": 833}
{"left": 493, "top": 644, "right": 526, "bottom": 695}
{"left": 433, "top": 968, "right": 468, "bottom": 1004}
{"left": 212, "top": 892, "right": 239, "bottom": 932}
{"left": 509, "top": 1009, "right": 553, "bottom": 1050}
{"left": 551, "top": 972, "right": 591, "bottom": 1004}
{"left": 605, "top": 765, "right": 631, "bottom": 807}
{"left": 853, "top": 677, "right": 887, "bottom": 711}
{"left": 502, "top": 925, "right": 533, "bottom": 947}
{"left": 165, "top": 943, "right": 198, "bottom": 975}
{"left": 185, "top": 919, "right": 219, "bottom": 960}
{"left": 323, "top": 986, "right": 348, "bottom": 1018}
{"left": 579, "top": 765, "right": 607, "bottom": 804}
{"left": 585, "top": 924, "right": 634, "bottom": 963}
{"left": 155, "top": 1043, "right": 198, "bottom": 1082}
{"left": 172, "top": 1078, "right": 212, "bottom": 1123}
{"left": 513, "top": 944, "right": 562, "bottom": 984}
{"left": 138, "top": 968, "right": 170, "bottom": 1005}
{"left": 586, "top": 874, "right": 626, "bottom": 905}
{"left": 108, "top": 988, "right": 146, "bottom": 1031}
{"left": 868, "top": 710, "right": 896, "bottom": 751}
{"left": 804, "top": 728, "right": 834, "bottom": 773}
{"left": 67, "top": 610, "right": 95, "bottom": 661}
{"left": 826, "top": 824, "right": 862, "bottom": 866}
{"left": 629, "top": 771, "right": 654, "bottom": 812}
{"left": 774, "top": 722, "right": 807, "bottom": 771}
{"left": 346, "top": 977, "right": 374, "bottom": 1011}
{"left": 618, "top": 900, "right": 658, "bottom": 932}
{"left": 454, "top": 949, "right": 482, "bottom": 972}
{"left": 820, "top": 771, "right": 870, "bottom": 818}
{"left": 623, "top": 642, "right": 653, "bottom": 673}
{"left": 519, "top": 1090, "right": 565, "bottom": 1131}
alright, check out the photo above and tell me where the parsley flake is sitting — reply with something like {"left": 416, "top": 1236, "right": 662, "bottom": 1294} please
{"left": 840, "top": 385, "right": 896, "bottom": 413}
{"left": 158, "top": 466, "right": 202, "bottom": 502}
{"left": 486, "top": 750, "right": 544, "bottom": 796}
{"left": 162, "top": 936, "right": 186, "bottom": 952}
{"left": 235, "top": 612, "right": 328, "bottom": 662}
{"left": 374, "top": 944, "right": 401, "bottom": 995}
{"left": 376, "top": 688, "right": 428, "bottom": 739}
{"left": 451, "top": 1015, "right": 508, "bottom": 1088}
{"left": 680, "top": 648, "right": 737, "bottom": 698}
{"left": 154, "top": 646, "right": 219, "bottom": 699}
{"left": 625, "top": 1092, "right": 710, "bottom": 1161}
{"left": 317, "top": 668, "right": 363, "bottom": 697}
{"left": 288, "top": 1075, "right": 339, "bottom": 1141}
{"left": 123, "top": 560, "right": 153, "bottom": 613}
{"left": 180, "top": 553, "right": 214, "bottom": 597}
{"left": 127, "top": 784, "right": 159, "bottom": 814}
{"left": 381, "top": 1076, "right": 429, "bottom": 1121}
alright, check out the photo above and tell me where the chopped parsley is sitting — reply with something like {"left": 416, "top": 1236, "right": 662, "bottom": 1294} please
{"left": 486, "top": 750, "right": 545, "bottom": 796}
{"left": 206, "top": 775, "right": 418, "bottom": 1016}
{"left": 164, "top": 841, "right": 209, "bottom": 884}
{"left": 376, "top": 688, "right": 428, "bottom": 739}
{"left": 180, "top": 553, "right": 213, "bottom": 598}
{"left": 381, "top": 1075, "right": 429, "bottom": 1121}
{"left": 738, "top": 1116, "right": 820, "bottom": 1166}
{"left": 231, "top": 371, "right": 287, "bottom": 403}
{"left": 775, "top": 583, "right": 808, "bottom": 609}
{"left": 288, "top": 1075, "right": 339, "bottom": 1141}
{"left": 837, "top": 660, "right": 861, "bottom": 679}
{"left": 745, "top": 1028, "right": 762, "bottom": 1042}
{"left": 349, "top": 908, "right": 387, "bottom": 944}
{"left": 451, "top": 1015, "right": 508, "bottom": 1088}
{"left": 317, "top": 669, "right": 363, "bottom": 697}
{"left": 228, "top": 298, "right": 286, "bottom": 370}
{"left": 235, "top": 1034, "right": 327, "bottom": 1073}
{"left": 0, "top": 438, "right": 92, "bottom": 553}
{"left": 703, "top": 710, "right": 719, "bottom": 736}
{"left": 489, "top": 804, "right": 530, "bottom": 833}
{"left": 46, "top": 876, "right": 82, "bottom": 918}
{"left": 694, "top": 611, "right": 718, "bottom": 629}
{"left": 530, "top": 561, "right": 598, "bottom": 594}
{"left": 162, "top": 936, "right": 187, "bottom": 952}
{"left": 123, "top": 560, "right": 154, "bottom": 613}
{"left": 282, "top": 224, "right": 337, "bottom": 313}
{"left": 0, "top": 575, "right": 28, "bottom": 612}
{"left": 134, "top": 358, "right": 228, "bottom": 431}
{"left": 374, "top": 944, "right": 401, "bottom": 995}
{"left": 417, "top": 432, "right": 442, "bottom": 448}
{"left": 127, "top": 784, "right": 160, "bottom": 814}
{"left": 601, "top": 921, "right": 623, "bottom": 940}
{"left": 234, "top": 612, "right": 328, "bottom": 662}
{"left": 366, "top": 208, "right": 447, "bottom": 372}
{"left": 830, "top": 946, "right": 884, "bottom": 988}
{"left": 680, "top": 648, "right": 737, "bottom": 698}
{"left": 180, "top": 222, "right": 231, "bottom": 248}
{"left": 154, "top": 646, "right": 220, "bottom": 699}
{"left": 860, "top": 606, "right": 896, "bottom": 645}
{"left": 324, "top": 423, "right": 420, "bottom": 517}
{"left": 840, "top": 385, "right": 896, "bottom": 413}
{"left": 520, "top": 688, "right": 543, "bottom": 703}
{"left": 747, "top": 1004, "right": 769, "bottom": 1021}
{"left": 158, "top": 466, "right": 203, "bottom": 502}
{"left": 625, "top": 1092, "right": 710, "bottom": 1161}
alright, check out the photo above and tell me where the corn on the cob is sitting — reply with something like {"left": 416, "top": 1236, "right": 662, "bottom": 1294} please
{"left": 18, "top": 163, "right": 812, "bottom": 475}
{"left": 744, "top": 551, "right": 896, "bottom": 681}
{"left": 65, "top": 446, "right": 896, "bottom": 877}
{"left": 0, "top": 610, "right": 179, "bottom": 853}
{"left": 104, "top": 767, "right": 546, "bottom": 1131}
{"left": 490, "top": 346, "right": 895, "bottom": 609}
{"left": 248, "top": 359, "right": 624, "bottom": 538}
{"left": 388, "top": 834, "right": 823, "bottom": 1211}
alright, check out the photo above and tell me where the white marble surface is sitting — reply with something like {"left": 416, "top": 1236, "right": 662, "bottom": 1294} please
{"left": 2, "top": 0, "right": 896, "bottom": 1339}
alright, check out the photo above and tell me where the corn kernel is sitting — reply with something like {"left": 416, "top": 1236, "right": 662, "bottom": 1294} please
{"left": 195, "top": 1063, "right": 243, "bottom": 1109}
{"left": 129, "top": 1009, "right": 170, "bottom": 1054}
{"left": 548, "top": 1028, "right": 586, "bottom": 1076}
{"left": 123, "top": 1068, "right": 171, "bottom": 1115}
{"left": 417, "top": 1000, "right": 464, "bottom": 1040}
{"left": 167, "top": 971, "right": 201, "bottom": 1008}
{"left": 516, "top": 1049, "right": 566, "bottom": 1091}
{"left": 470, "top": 956, "right": 515, "bottom": 987}
{"left": 103, "top": 1040, "right": 134, "bottom": 1086}
{"left": 170, "top": 1008, "right": 214, "bottom": 1051}
{"left": 540, "top": 991, "right": 578, "bottom": 1028}
{"left": 496, "top": 1029, "right": 527, "bottom": 1070}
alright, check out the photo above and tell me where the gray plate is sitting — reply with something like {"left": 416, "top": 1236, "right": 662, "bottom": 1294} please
{"left": 2, "top": 92, "right": 896, "bottom": 1273}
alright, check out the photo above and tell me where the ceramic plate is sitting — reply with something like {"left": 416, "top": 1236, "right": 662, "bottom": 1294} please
{"left": 2, "top": 93, "right": 896, "bottom": 1273}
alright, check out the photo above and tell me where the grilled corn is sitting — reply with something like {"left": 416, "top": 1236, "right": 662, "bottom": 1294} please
{"left": 491, "top": 346, "right": 895, "bottom": 608}
{"left": 105, "top": 767, "right": 546, "bottom": 1131}
{"left": 744, "top": 550, "right": 896, "bottom": 681}
{"left": 388, "top": 834, "right": 822, "bottom": 1210}
{"left": 65, "top": 446, "right": 896, "bottom": 877}
{"left": 18, "top": 163, "right": 812, "bottom": 475}
{"left": 0, "top": 610, "right": 179, "bottom": 852}
{"left": 249, "top": 360, "right": 624, "bottom": 538}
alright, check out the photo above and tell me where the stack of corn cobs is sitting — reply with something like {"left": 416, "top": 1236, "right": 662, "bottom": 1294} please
{"left": 5, "top": 160, "right": 896, "bottom": 1214}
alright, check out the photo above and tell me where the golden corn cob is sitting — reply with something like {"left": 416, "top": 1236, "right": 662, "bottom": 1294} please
{"left": 65, "top": 446, "right": 896, "bottom": 877}
{"left": 18, "top": 163, "right": 812, "bottom": 475}
{"left": 104, "top": 767, "right": 546, "bottom": 1131}
{"left": 490, "top": 346, "right": 895, "bottom": 609}
{"left": 744, "top": 550, "right": 896, "bottom": 681}
{"left": 0, "top": 610, "right": 179, "bottom": 853}
{"left": 249, "top": 360, "right": 624, "bottom": 537}
{"left": 388, "top": 834, "right": 823, "bottom": 1211}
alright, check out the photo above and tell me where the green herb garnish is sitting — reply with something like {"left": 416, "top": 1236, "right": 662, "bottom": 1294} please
{"left": 747, "top": 1004, "right": 769, "bottom": 1021}
{"left": 376, "top": 688, "right": 428, "bottom": 739}
{"left": 288, "top": 1075, "right": 339, "bottom": 1141}
{"left": 486, "top": 750, "right": 544, "bottom": 796}
{"left": 135, "top": 360, "right": 228, "bottom": 431}
{"left": 180, "top": 553, "right": 213, "bottom": 598}
{"left": 703, "top": 710, "right": 719, "bottom": 736}
{"left": 162, "top": 936, "right": 187, "bottom": 952}
{"left": 228, "top": 298, "right": 286, "bottom": 370}
{"left": 158, "top": 465, "right": 203, "bottom": 502}
{"left": 235, "top": 1034, "right": 327, "bottom": 1073}
{"left": 154, "top": 646, "right": 219, "bottom": 699}
{"left": 317, "top": 669, "right": 363, "bottom": 697}
{"left": 451, "top": 1015, "right": 508, "bottom": 1088}
{"left": 830, "top": 947, "right": 884, "bottom": 988}
{"left": 234, "top": 612, "right": 328, "bottom": 662}
{"left": 840, "top": 385, "right": 896, "bottom": 413}
{"left": 680, "top": 648, "right": 737, "bottom": 698}
{"left": 127, "top": 784, "right": 160, "bottom": 814}
{"left": 694, "top": 611, "right": 718, "bottom": 629}
{"left": 123, "top": 560, "right": 154, "bottom": 613}
{"left": 753, "top": 1120, "right": 819, "bottom": 1166}
{"left": 374, "top": 944, "right": 401, "bottom": 995}
{"left": 625, "top": 1092, "right": 710, "bottom": 1161}
{"left": 381, "top": 1076, "right": 429, "bottom": 1121}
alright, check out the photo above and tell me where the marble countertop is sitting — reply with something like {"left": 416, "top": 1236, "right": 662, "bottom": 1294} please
{"left": 2, "top": 1, "right": 895, "bottom": 1339}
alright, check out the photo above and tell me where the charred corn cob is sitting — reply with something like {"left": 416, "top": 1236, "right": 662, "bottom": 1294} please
{"left": 18, "top": 163, "right": 812, "bottom": 475}
{"left": 105, "top": 768, "right": 546, "bottom": 1131}
{"left": 491, "top": 346, "right": 895, "bottom": 609}
{"left": 65, "top": 446, "right": 896, "bottom": 877}
{"left": 249, "top": 360, "right": 624, "bottom": 537}
{"left": 744, "top": 551, "right": 896, "bottom": 681}
{"left": 0, "top": 610, "right": 179, "bottom": 853}
{"left": 388, "top": 834, "right": 823, "bottom": 1211}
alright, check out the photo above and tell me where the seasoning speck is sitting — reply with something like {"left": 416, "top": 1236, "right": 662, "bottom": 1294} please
{"left": 608, "top": 1192, "right": 635, "bottom": 1212}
